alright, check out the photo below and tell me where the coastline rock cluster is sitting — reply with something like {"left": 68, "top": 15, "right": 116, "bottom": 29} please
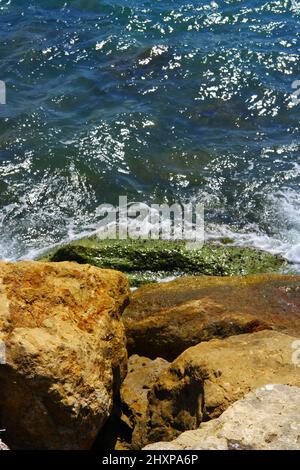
{"left": 119, "top": 330, "right": 300, "bottom": 449}
{"left": 0, "top": 238, "right": 300, "bottom": 450}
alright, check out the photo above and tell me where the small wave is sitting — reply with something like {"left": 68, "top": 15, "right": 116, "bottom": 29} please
{"left": 0, "top": 188, "right": 298, "bottom": 276}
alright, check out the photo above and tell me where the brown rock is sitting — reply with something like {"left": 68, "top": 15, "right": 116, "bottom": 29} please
{"left": 123, "top": 274, "right": 300, "bottom": 360}
{"left": 94, "top": 354, "right": 170, "bottom": 450}
{"left": 0, "top": 261, "right": 130, "bottom": 449}
{"left": 120, "top": 355, "right": 170, "bottom": 449}
{"left": 138, "top": 330, "right": 300, "bottom": 447}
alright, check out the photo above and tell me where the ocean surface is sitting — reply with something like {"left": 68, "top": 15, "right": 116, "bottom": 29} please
{"left": 0, "top": 0, "right": 300, "bottom": 265}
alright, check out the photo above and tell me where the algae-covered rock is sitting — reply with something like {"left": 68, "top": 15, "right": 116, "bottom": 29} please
{"left": 123, "top": 274, "right": 300, "bottom": 360}
{"left": 42, "top": 238, "right": 287, "bottom": 287}
{"left": 126, "top": 272, "right": 178, "bottom": 288}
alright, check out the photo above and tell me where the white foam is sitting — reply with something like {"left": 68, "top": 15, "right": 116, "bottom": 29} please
{"left": 1, "top": 188, "right": 300, "bottom": 274}
{"left": 205, "top": 188, "right": 300, "bottom": 271}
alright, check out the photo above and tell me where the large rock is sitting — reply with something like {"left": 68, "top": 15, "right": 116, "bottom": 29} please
{"left": 120, "top": 355, "right": 170, "bottom": 449}
{"left": 0, "top": 261, "right": 130, "bottom": 449}
{"left": 124, "top": 274, "right": 300, "bottom": 360}
{"left": 42, "top": 238, "right": 287, "bottom": 287}
{"left": 136, "top": 330, "right": 300, "bottom": 447}
{"left": 144, "top": 384, "right": 300, "bottom": 450}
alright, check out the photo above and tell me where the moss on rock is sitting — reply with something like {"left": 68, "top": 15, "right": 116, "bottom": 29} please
{"left": 40, "top": 238, "right": 288, "bottom": 287}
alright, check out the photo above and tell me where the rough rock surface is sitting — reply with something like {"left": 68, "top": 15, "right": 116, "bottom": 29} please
{"left": 124, "top": 274, "right": 300, "bottom": 360}
{"left": 0, "top": 261, "right": 130, "bottom": 450}
{"left": 144, "top": 384, "right": 300, "bottom": 450}
{"left": 120, "top": 355, "right": 170, "bottom": 449}
{"left": 137, "top": 330, "right": 300, "bottom": 447}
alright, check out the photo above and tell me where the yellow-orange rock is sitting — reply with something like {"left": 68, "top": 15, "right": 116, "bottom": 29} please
{"left": 0, "top": 261, "right": 130, "bottom": 449}
{"left": 124, "top": 274, "right": 300, "bottom": 360}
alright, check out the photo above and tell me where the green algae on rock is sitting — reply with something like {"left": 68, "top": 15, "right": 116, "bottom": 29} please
{"left": 41, "top": 238, "right": 287, "bottom": 287}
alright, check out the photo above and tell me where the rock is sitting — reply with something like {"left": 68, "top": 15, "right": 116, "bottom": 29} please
{"left": 144, "top": 384, "right": 300, "bottom": 450}
{"left": 0, "top": 261, "right": 130, "bottom": 450}
{"left": 0, "top": 439, "right": 8, "bottom": 450}
{"left": 124, "top": 274, "right": 300, "bottom": 360}
{"left": 93, "top": 354, "right": 170, "bottom": 450}
{"left": 120, "top": 355, "right": 170, "bottom": 449}
{"left": 41, "top": 238, "right": 287, "bottom": 287}
{"left": 137, "top": 330, "right": 300, "bottom": 447}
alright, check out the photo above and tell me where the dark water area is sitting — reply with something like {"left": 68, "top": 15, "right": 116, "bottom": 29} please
{"left": 0, "top": 0, "right": 300, "bottom": 264}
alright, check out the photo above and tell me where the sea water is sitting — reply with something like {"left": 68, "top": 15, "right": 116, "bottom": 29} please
{"left": 0, "top": 0, "right": 300, "bottom": 267}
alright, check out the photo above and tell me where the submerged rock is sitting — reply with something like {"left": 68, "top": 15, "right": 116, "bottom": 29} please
{"left": 42, "top": 238, "right": 287, "bottom": 287}
{"left": 135, "top": 330, "right": 300, "bottom": 447}
{"left": 0, "top": 261, "right": 130, "bottom": 450}
{"left": 124, "top": 274, "right": 300, "bottom": 360}
{"left": 144, "top": 384, "right": 300, "bottom": 450}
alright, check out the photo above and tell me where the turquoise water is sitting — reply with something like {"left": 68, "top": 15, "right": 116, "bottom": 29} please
{"left": 0, "top": 0, "right": 300, "bottom": 263}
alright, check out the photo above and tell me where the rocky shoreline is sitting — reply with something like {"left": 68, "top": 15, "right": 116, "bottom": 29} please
{"left": 0, "top": 237, "right": 300, "bottom": 450}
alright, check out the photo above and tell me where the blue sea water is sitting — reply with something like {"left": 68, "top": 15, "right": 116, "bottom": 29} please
{"left": 0, "top": 0, "right": 300, "bottom": 264}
